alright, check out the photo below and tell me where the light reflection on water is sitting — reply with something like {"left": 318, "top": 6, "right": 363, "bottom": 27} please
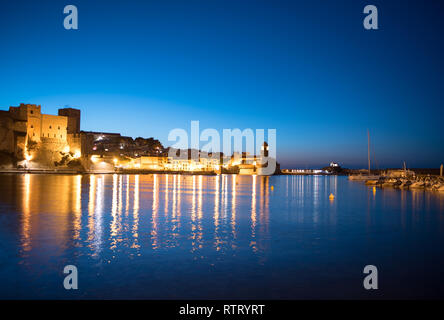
{"left": 16, "top": 174, "right": 274, "bottom": 255}
{"left": 1, "top": 174, "right": 444, "bottom": 299}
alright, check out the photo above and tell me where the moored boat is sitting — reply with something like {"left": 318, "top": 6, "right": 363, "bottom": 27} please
{"left": 400, "top": 180, "right": 412, "bottom": 189}
{"left": 382, "top": 178, "right": 396, "bottom": 187}
{"left": 393, "top": 179, "right": 402, "bottom": 188}
{"left": 349, "top": 130, "right": 380, "bottom": 182}
{"left": 410, "top": 181, "right": 425, "bottom": 189}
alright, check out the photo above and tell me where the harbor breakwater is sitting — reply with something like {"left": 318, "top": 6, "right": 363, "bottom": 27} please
{"left": 364, "top": 175, "right": 444, "bottom": 192}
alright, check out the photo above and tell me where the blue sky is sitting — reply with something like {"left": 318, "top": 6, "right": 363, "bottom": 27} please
{"left": 0, "top": 0, "right": 443, "bottom": 168}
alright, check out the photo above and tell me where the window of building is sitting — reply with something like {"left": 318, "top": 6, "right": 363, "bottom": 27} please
{"left": 54, "top": 134, "right": 56, "bottom": 138}
{"left": 30, "top": 110, "right": 33, "bottom": 114}
{"left": 33, "top": 133, "right": 35, "bottom": 136}
{"left": 60, "top": 135, "right": 63, "bottom": 138}
{"left": 49, "top": 125, "right": 52, "bottom": 129}
{"left": 48, "top": 133, "right": 50, "bottom": 137}
{"left": 30, "top": 125, "right": 33, "bottom": 128}
{"left": 58, "top": 126, "right": 60, "bottom": 130}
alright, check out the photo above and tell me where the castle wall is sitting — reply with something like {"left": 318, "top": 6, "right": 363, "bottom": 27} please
{"left": 1, "top": 104, "right": 83, "bottom": 167}
{"left": 58, "top": 108, "right": 80, "bottom": 134}
{"left": 27, "top": 107, "right": 42, "bottom": 142}
{"left": 41, "top": 114, "right": 67, "bottom": 141}
{"left": 67, "top": 133, "right": 82, "bottom": 155}
{"left": 0, "top": 112, "right": 15, "bottom": 154}
{"left": 15, "top": 134, "right": 26, "bottom": 159}
{"left": 9, "top": 104, "right": 42, "bottom": 121}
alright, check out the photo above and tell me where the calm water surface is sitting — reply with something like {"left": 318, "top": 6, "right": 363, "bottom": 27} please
{"left": 0, "top": 174, "right": 443, "bottom": 299}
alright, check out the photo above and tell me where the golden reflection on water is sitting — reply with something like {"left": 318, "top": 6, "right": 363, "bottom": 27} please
{"left": 21, "top": 174, "right": 31, "bottom": 251}
{"left": 171, "top": 175, "right": 181, "bottom": 247}
{"left": 214, "top": 175, "right": 220, "bottom": 250}
{"left": 14, "top": 174, "right": 444, "bottom": 259}
{"left": 259, "top": 176, "right": 269, "bottom": 235}
{"left": 151, "top": 174, "right": 158, "bottom": 249}
{"left": 232, "top": 175, "right": 236, "bottom": 242}
{"left": 88, "top": 175, "right": 96, "bottom": 245}
{"left": 93, "top": 175, "right": 104, "bottom": 255}
{"left": 125, "top": 175, "right": 130, "bottom": 215}
{"left": 191, "top": 176, "right": 196, "bottom": 250}
{"left": 250, "top": 175, "right": 257, "bottom": 252}
{"left": 132, "top": 175, "right": 140, "bottom": 251}
{"left": 164, "top": 174, "right": 169, "bottom": 215}
{"left": 73, "top": 175, "right": 82, "bottom": 240}
{"left": 197, "top": 175, "right": 203, "bottom": 249}
{"left": 190, "top": 175, "right": 204, "bottom": 252}
{"left": 110, "top": 174, "right": 118, "bottom": 242}
{"left": 19, "top": 174, "right": 85, "bottom": 255}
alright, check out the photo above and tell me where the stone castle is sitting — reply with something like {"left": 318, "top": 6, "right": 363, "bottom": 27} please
{"left": 0, "top": 103, "right": 82, "bottom": 168}
{"left": 0, "top": 103, "right": 167, "bottom": 171}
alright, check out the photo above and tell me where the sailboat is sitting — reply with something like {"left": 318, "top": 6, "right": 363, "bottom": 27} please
{"left": 348, "top": 130, "right": 380, "bottom": 181}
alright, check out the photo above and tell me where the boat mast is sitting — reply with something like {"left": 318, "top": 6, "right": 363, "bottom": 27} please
{"left": 367, "top": 129, "right": 371, "bottom": 174}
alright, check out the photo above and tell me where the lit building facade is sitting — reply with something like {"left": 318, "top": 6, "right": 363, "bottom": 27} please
{"left": 0, "top": 103, "right": 81, "bottom": 162}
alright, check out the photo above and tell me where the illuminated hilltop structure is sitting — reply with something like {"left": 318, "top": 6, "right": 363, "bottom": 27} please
{"left": 0, "top": 103, "right": 164, "bottom": 170}
{"left": 0, "top": 103, "right": 82, "bottom": 167}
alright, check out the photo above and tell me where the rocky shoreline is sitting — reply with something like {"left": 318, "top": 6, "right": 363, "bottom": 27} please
{"left": 365, "top": 175, "right": 444, "bottom": 192}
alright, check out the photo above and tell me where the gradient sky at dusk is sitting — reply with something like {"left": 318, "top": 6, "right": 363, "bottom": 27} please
{"left": 0, "top": 0, "right": 443, "bottom": 168}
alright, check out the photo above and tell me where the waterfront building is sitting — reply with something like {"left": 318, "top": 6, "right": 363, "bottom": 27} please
{"left": 239, "top": 163, "right": 256, "bottom": 175}
{"left": 137, "top": 156, "right": 168, "bottom": 170}
{"left": 82, "top": 131, "right": 124, "bottom": 156}
{"left": 163, "top": 150, "right": 220, "bottom": 172}
{"left": 237, "top": 143, "right": 279, "bottom": 175}
{"left": 166, "top": 157, "right": 201, "bottom": 171}
{"left": 199, "top": 154, "right": 220, "bottom": 172}
{"left": 82, "top": 131, "right": 165, "bottom": 159}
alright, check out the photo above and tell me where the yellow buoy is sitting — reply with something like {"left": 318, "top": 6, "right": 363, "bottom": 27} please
{"left": 271, "top": 185, "right": 274, "bottom": 191}
{"left": 329, "top": 193, "right": 335, "bottom": 200}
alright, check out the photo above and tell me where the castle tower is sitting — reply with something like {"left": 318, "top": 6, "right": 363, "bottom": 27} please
{"left": 58, "top": 108, "right": 81, "bottom": 133}
{"left": 256, "top": 141, "right": 276, "bottom": 176}
{"left": 260, "top": 141, "right": 269, "bottom": 158}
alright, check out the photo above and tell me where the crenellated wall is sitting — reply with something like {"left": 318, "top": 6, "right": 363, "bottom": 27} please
{"left": 0, "top": 104, "right": 82, "bottom": 166}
